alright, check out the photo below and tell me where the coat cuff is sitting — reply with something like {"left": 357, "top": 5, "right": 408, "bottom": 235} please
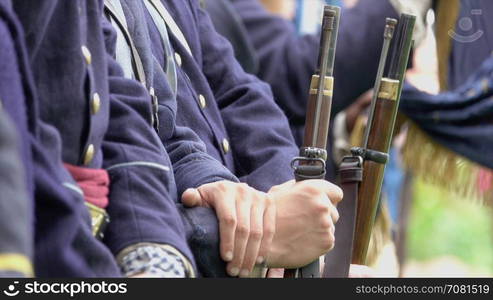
{"left": 103, "top": 163, "right": 196, "bottom": 272}
{"left": 174, "top": 158, "right": 239, "bottom": 198}
{"left": 0, "top": 253, "right": 33, "bottom": 277}
{"left": 117, "top": 243, "right": 195, "bottom": 278}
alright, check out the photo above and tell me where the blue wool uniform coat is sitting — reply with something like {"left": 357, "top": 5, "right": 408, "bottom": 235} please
{"left": 1, "top": 0, "right": 122, "bottom": 277}
{"left": 0, "top": 111, "right": 31, "bottom": 277}
{"left": 0, "top": 2, "right": 32, "bottom": 276}
{"left": 112, "top": 0, "right": 239, "bottom": 277}
{"left": 12, "top": 0, "right": 195, "bottom": 276}
{"left": 113, "top": 0, "right": 238, "bottom": 197}
{"left": 147, "top": 0, "right": 299, "bottom": 192}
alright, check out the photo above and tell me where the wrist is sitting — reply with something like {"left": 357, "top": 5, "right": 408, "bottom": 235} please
{"left": 265, "top": 237, "right": 294, "bottom": 268}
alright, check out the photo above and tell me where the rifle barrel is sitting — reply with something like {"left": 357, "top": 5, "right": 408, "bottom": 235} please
{"left": 286, "top": 5, "right": 341, "bottom": 278}
{"left": 311, "top": 7, "right": 337, "bottom": 147}
{"left": 352, "top": 14, "right": 415, "bottom": 265}
{"left": 363, "top": 18, "right": 397, "bottom": 148}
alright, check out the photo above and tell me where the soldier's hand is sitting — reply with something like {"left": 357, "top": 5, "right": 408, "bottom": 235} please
{"left": 266, "top": 179, "right": 342, "bottom": 268}
{"left": 182, "top": 181, "right": 276, "bottom": 277}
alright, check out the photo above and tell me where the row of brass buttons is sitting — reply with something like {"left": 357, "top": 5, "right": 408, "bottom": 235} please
{"left": 82, "top": 45, "right": 96, "bottom": 165}
{"left": 175, "top": 51, "right": 229, "bottom": 154}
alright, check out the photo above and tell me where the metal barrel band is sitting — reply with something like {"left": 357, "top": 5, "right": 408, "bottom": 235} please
{"left": 309, "top": 75, "right": 334, "bottom": 96}
{"left": 298, "top": 147, "right": 328, "bottom": 161}
{"left": 377, "top": 78, "right": 400, "bottom": 101}
{"left": 350, "top": 147, "right": 389, "bottom": 164}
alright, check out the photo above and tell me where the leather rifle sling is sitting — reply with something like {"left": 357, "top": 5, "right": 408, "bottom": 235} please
{"left": 322, "top": 155, "right": 362, "bottom": 277}
{"left": 104, "top": 0, "right": 147, "bottom": 85}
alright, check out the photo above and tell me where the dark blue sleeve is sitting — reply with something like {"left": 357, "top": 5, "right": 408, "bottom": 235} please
{"left": 0, "top": 16, "right": 32, "bottom": 276}
{"left": 32, "top": 127, "right": 122, "bottom": 277}
{"left": 166, "top": 124, "right": 240, "bottom": 197}
{"left": 194, "top": 1, "right": 298, "bottom": 191}
{"left": 100, "top": 18, "right": 195, "bottom": 267}
{"left": 400, "top": 77, "right": 493, "bottom": 170}
{"left": 150, "top": 56, "right": 240, "bottom": 198}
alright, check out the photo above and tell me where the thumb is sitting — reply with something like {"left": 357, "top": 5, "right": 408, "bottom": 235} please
{"left": 181, "top": 188, "right": 204, "bottom": 207}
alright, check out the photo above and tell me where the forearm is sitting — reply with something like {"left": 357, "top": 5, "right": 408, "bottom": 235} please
{"left": 102, "top": 54, "right": 195, "bottom": 269}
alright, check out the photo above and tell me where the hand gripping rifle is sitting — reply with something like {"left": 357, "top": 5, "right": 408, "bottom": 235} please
{"left": 284, "top": 6, "right": 340, "bottom": 278}
{"left": 346, "top": 14, "right": 415, "bottom": 267}
{"left": 323, "top": 17, "right": 398, "bottom": 277}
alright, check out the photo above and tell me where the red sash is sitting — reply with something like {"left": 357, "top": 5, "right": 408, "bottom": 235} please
{"left": 64, "top": 163, "right": 110, "bottom": 209}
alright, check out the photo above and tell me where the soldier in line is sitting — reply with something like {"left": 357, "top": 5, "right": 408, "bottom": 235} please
{"left": 106, "top": 0, "right": 342, "bottom": 277}
{"left": 12, "top": 0, "right": 197, "bottom": 277}
{"left": 0, "top": 0, "right": 120, "bottom": 277}
{"left": 139, "top": 0, "right": 351, "bottom": 277}
{"left": 0, "top": 0, "right": 32, "bottom": 277}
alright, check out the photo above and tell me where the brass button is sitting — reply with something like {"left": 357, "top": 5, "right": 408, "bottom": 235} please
{"left": 81, "top": 45, "right": 92, "bottom": 65}
{"left": 198, "top": 94, "right": 207, "bottom": 109}
{"left": 222, "top": 138, "right": 230, "bottom": 154}
{"left": 83, "top": 144, "right": 95, "bottom": 165}
{"left": 91, "top": 93, "right": 101, "bottom": 114}
{"left": 174, "top": 52, "right": 182, "bottom": 67}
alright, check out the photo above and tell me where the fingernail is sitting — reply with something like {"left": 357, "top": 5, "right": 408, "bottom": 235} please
{"left": 184, "top": 188, "right": 196, "bottom": 194}
{"left": 256, "top": 256, "right": 264, "bottom": 264}
{"left": 224, "top": 251, "right": 233, "bottom": 261}
{"left": 239, "top": 269, "right": 250, "bottom": 278}
{"left": 229, "top": 267, "right": 239, "bottom": 277}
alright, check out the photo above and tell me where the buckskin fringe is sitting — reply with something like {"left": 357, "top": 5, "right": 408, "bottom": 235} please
{"left": 402, "top": 123, "right": 493, "bottom": 205}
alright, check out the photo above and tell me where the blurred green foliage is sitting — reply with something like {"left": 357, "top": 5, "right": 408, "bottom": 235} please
{"left": 407, "top": 179, "right": 493, "bottom": 275}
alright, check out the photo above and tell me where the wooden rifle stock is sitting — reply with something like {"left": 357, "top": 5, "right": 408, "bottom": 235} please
{"left": 284, "top": 5, "right": 340, "bottom": 278}
{"left": 351, "top": 14, "right": 416, "bottom": 265}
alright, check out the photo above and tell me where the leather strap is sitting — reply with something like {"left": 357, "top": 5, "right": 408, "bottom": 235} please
{"left": 143, "top": 0, "right": 178, "bottom": 95}
{"left": 105, "top": 0, "right": 161, "bottom": 132}
{"left": 146, "top": 0, "right": 192, "bottom": 55}
{"left": 104, "top": 0, "right": 147, "bottom": 85}
{"left": 323, "top": 155, "right": 362, "bottom": 277}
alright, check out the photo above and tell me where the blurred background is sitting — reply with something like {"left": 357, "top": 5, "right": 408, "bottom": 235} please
{"left": 260, "top": 0, "right": 493, "bottom": 277}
